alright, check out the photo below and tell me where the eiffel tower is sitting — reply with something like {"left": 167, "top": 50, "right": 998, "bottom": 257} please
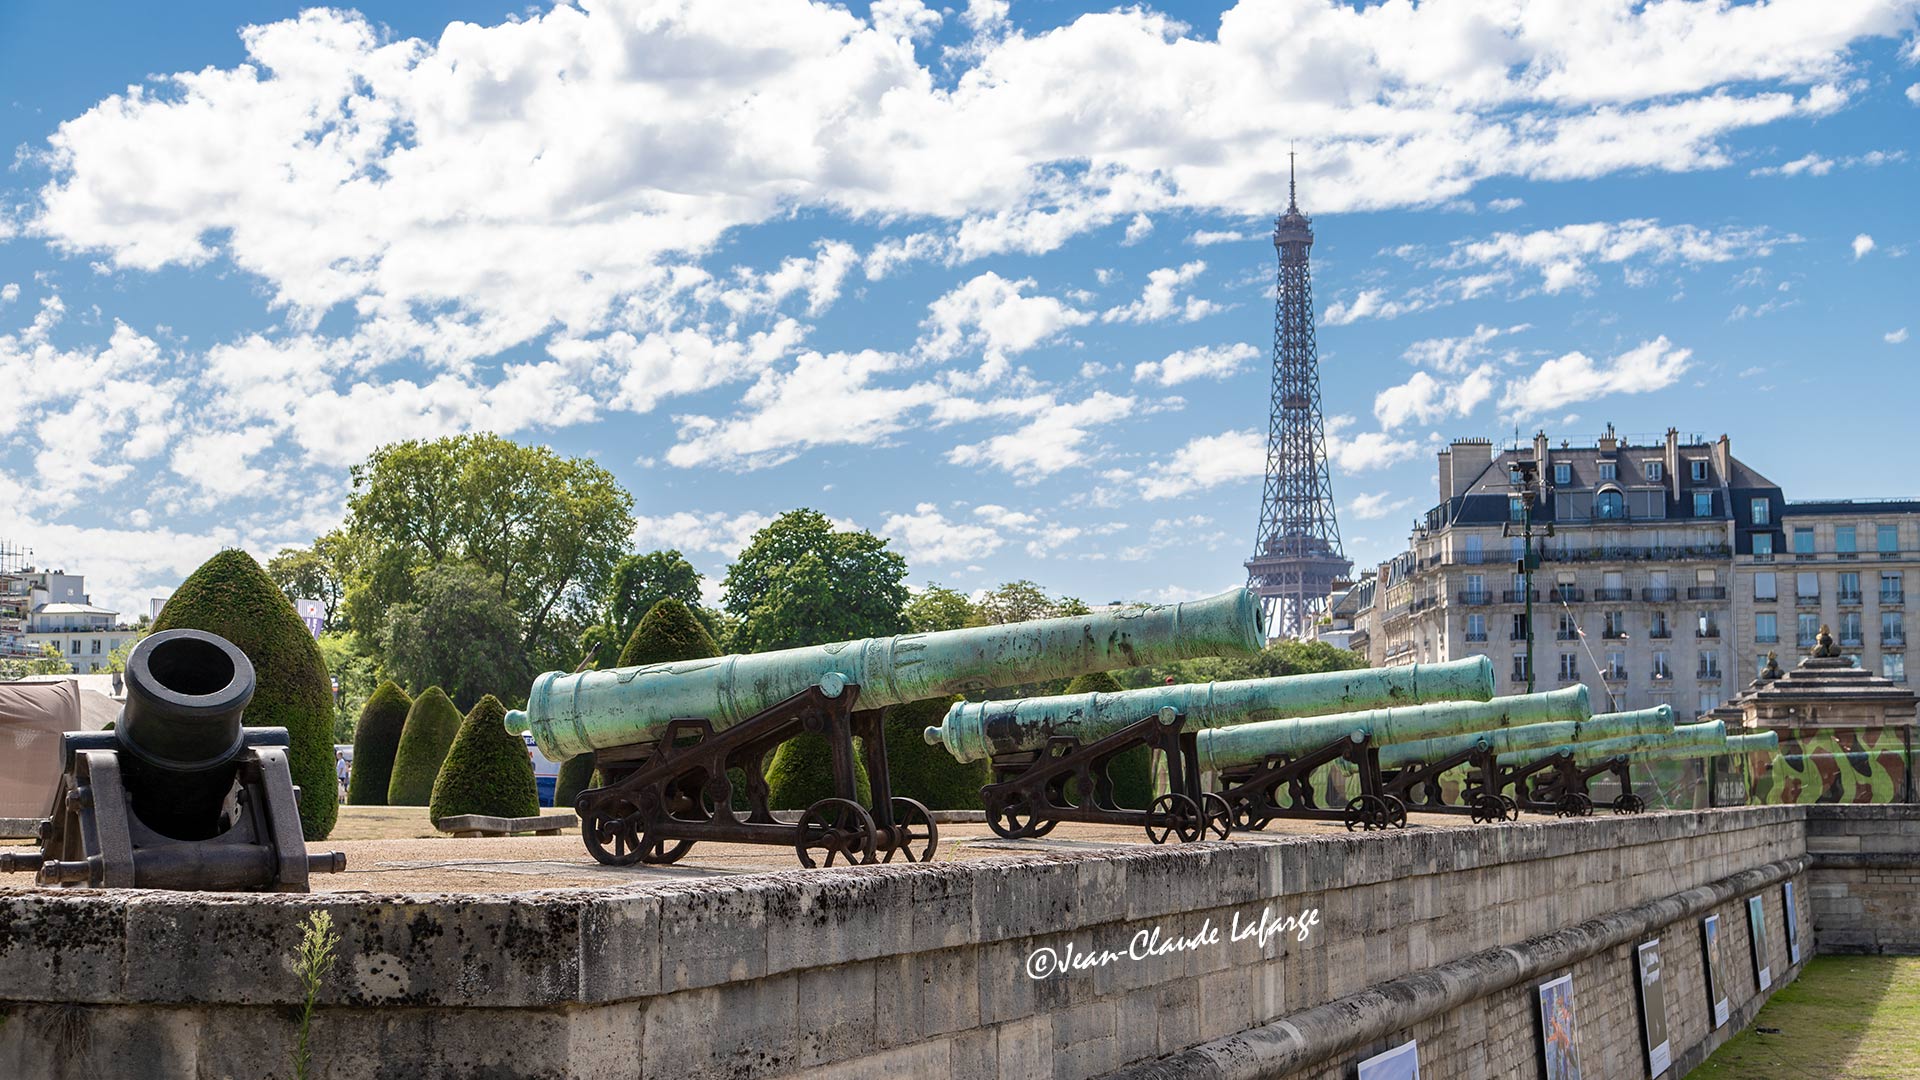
{"left": 1243, "top": 157, "right": 1351, "bottom": 639}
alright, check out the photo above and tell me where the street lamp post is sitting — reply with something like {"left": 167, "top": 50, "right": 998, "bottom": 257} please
{"left": 1505, "top": 460, "right": 1554, "bottom": 695}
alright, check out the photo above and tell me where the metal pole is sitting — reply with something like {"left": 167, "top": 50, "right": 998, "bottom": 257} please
{"left": 1523, "top": 500, "right": 1536, "bottom": 695}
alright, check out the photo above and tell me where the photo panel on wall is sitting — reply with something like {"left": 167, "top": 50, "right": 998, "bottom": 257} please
{"left": 1748, "top": 895, "right": 1772, "bottom": 991}
{"left": 1637, "top": 939, "right": 1672, "bottom": 1079}
{"left": 1702, "top": 914, "right": 1730, "bottom": 1028}
{"left": 1355, "top": 1038, "right": 1420, "bottom": 1080}
{"left": 1536, "top": 973, "right": 1583, "bottom": 1080}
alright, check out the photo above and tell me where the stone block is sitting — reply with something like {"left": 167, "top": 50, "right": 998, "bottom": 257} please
{"left": 656, "top": 878, "right": 774, "bottom": 992}
{"left": 796, "top": 960, "right": 877, "bottom": 1067}
{"left": 0, "top": 894, "right": 126, "bottom": 1003}
{"left": 994, "top": 1014, "right": 1056, "bottom": 1080}
{"left": 762, "top": 868, "right": 914, "bottom": 974}
{"left": 578, "top": 893, "right": 661, "bottom": 1003}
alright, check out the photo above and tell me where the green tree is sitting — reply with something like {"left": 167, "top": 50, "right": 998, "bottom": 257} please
{"left": 883, "top": 696, "right": 988, "bottom": 809}
{"left": 267, "top": 538, "right": 346, "bottom": 632}
{"left": 617, "top": 597, "right": 718, "bottom": 667}
{"left": 103, "top": 627, "right": 152, "bottom": 675}
{"left": 152, "top": 549, "right": 338, "bottom": 839}
{"left": 387, "top": 686, "right": 463, "bottom": 806}
{"left": 579, "top": 550, "right": 718, "bottom": 668}
{"left": 430, "top": 695, "right": 540, "bottom": 822}
{"left": 977, "top": 580, "right": 1089, "bottom": 624}
{"left": 1063, "top": 671, "right": 1153, "bottom": 808}
{"left": 1116, "top": 637, "right": 1370, "bottom": 689}
{"left": 723, "top": 510, "right": 908, "bottom": 652}
{"left": 316, "top": 632, "right": 379, "bottom": 742}
{"left": 380, "top": 561, "right": 528, "bottom": 711}
{"left": 903, "top": 584, "right": 981, "bottom": 633}
{"left": 340, "top": 434, "right": 635, "bottom": 673}
{"left": 346, "top": 681, "right": 412, "bottom": 806}
{"left": 0, "top": 643, "right": 75, "bottom": 680}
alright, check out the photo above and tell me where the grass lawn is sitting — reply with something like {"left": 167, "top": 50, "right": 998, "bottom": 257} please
{"left": 1687, "top": 955, "right": 1920, "bottom": 1079}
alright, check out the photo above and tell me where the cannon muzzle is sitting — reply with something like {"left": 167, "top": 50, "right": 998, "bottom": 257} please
{"left": 1565, "top": 719, "right": 1728, "bottom": 764}
{"left": 925, "top": 656, "right": 1499, "bottom": 764}
{"left": 117, "top": 629, "right": 257, "bottom": 840}
{"left": 1578, "top": 727, "right": 1778, "bottom": 765}
{"left": 1347, "top": 704, "right": 1675, "bottom": 771}
{"left": 1194, "top": 684, "right": 1591, "bottom": 774}
{"left": 511, "top": 587, "right": 1264, "bottom": 760}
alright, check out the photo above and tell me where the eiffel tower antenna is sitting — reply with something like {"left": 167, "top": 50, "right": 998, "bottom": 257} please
{"left": 1243, "top": 155, "right": 1352, "bottom": 640}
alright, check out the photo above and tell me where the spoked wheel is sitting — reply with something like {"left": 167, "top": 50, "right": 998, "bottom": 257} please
{"left": 582, "top": 800, "right": 653, "bottom": 866}
{"left": 1500, "top": 795, "right": 1520, "bottom": 820}
{"left": 1612, "top": 793, "right": 1645, "bottom": 815}
{"left": 882, "top": 797, "right": 939, "bottom": 863}
{"left": 1382, "top": 794, "right": 1408, "bottom": 829}
{"left": 987, "top": 792, "right": 1045, "bottom": 839}
{"left": 1144, "top": 794, "right": 1205, "bottom": 845}
{"left": 795, "top": 798, "right": 879, "bottom": 868}
{"left": 1469, "top": 793, "right": 1507, "bottom": 825}
{"left": 1200, "top": 793, "right": 1234, "bottom": 839}
{"left": 1344, "top": 795, "right": 1388, "bottom": 832}
{"left": 1571, "top": 793, "right": 1595, "bottom": 817}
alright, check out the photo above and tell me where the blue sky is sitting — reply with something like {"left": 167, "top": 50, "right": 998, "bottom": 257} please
{"left": 1, "top": 0, "right": 1916, "bottom": 619}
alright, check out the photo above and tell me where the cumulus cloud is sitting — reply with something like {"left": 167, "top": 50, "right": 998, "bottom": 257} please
{"left": 1441, "top": 219, "right": 1792, "bottom": 294}
{"left": 0, "top": 283, "right": 18, "bottom": 304}
{"left": 881, "top": 502, "right": 1005, "bottom": 564}
{"left": 1373, "top": 365, "right": 1497, "bottom": 429}
{"left": 1133, "top": 429, "right": 1266, "bottom": 500}
{"left": 1888, "top": 327, "right": 1910, "bottom": 344}
{"left": 1500, "top": 337, "right": 1693, "bottom": 416}
{"left": 1854, "top": 233, "right": 1877, "bottom": 259}
{"left": 1101, "top": 261, "right": 1220, "bottom": 324}
{"left": 947, "top": 391, "right": 1137, "bottom": 479}
{"left": 1349, "top": 492, "right": 1416, "bottom": 520}
{"left": 1401, "top": 323, "right": 1528, "bottom": 373}
{"left": 1325, "top": 416, "right": 1425, "bottom": 472}
{"left": 631, "top": 510, "right": 776, "bottom": 559}
{"left": 669, "top": 349, "right": 947, "bottom": 469}
{"left": 918, "top": 271, "right": 1091, "bottom": 375}
{"left": 1132, "top": 342, "right": 1258, "bottom": 386}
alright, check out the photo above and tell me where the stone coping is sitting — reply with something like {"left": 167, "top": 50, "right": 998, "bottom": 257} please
{"left": 0, "top": 805, "right": 1806, "bottom": 1011}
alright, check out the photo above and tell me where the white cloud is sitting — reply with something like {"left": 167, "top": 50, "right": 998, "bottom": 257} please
{"left": 669, "top": 349, "right": 946, "bottom": 469}
{"left": 881, "top": 502, "right": 1005, "bottom": 564}
{"left": 1187, "top": 229, "right": 1249, "bottom": 246}
{"left": 918, "top": 272, "right": 1091, "bottom": 374}
{"left": 1499, "top": 337, "right": 1693, "bottom": 416}
{"left": 868, "top": 0, "right": 942, "bottom": 41}
{"left": 1853, "top": 233, "right": 1876, "bottom": 259}
{"left": 1373, "top": 364, "right": 1496, "bottom": 430}
{"left": 1101, "top": 261, "right": 1220, "bottom": 324}
{"left": 1908, "top": 84, "right": 1920, "bottom": 105}
{"left": 1750, "top": 152, "right": 1833, "bottom": 177}
{"left": 631, "top": 510, "right": 775, "bottom": 558}
{"left": 0, "top": 283, "right": 17, "bottom": 304}
{"left": 1322, "top": 288, "right": 1433, "bottom": 326}
{"left": 1133, "top": 428, "right": 1266, "bottom": 500}
{"left": 1401, "top": 323, "right": 1527, "bottom": 374}
{"left": 1487, "top": 197, "right": 1524, "bottom": 212}
{"left": 1122, "top": 214, "right": 1154, "bottom": 245}
{"left": 1349, "top": 492, "right": 1416, "bottom": 520}
{"left": 1442, "top": 219, "right": 1791, "bottom": 294}
{"left": 973, "top": 504, "right": 1038, "bottom": 529}
{"left": 948, "top": 391, "right": 1136, "bottom": 479}
{"left": 1324, "top": 416, "right": 1425, "bottom": 472}
{"left": 1888, "top": 327, "right": 1910, "bottom": 344}
{"left": 1132, "top": 342, "right": 1258, "bottom": 386}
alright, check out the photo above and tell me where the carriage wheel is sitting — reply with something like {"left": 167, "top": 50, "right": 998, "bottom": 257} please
{"left": 1201, "top": 793, "right": 1234, "bottom": 839}
{"left": 1145, "top": 794, "right": 1205, "bottom": 844}
{"left": 1344, "top": 795, "right": 1387, "bottom": 832}
{"left": 882, "top": 797, "right": 939, "bottom": 863}
{"left": 795, "top": 798, "right": 879, "bottom": 868}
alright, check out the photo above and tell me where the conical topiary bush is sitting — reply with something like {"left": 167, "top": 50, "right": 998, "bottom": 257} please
{"left": 1063, "top": 671, "right": 1153, "bottom": 809}
{"left": 346, "top": 681, "right": 412, "bottom": 806}
{"left": 617, "top": 597, "right": 716, "bottom": 667}
{"left": 882, "top": 696, "right": 988, "bottom": 810}
{"left": 387, "top": 686, "right": 463, "bottom": 806}
{"left": 430, "top": 695, "right": 540, "bottom": 822}
{"left": 765, "top": 733, "right": 872, "bottom": 811}
{"left": 554, "top": 752, "right": 598, "bottom": 809}
{"left": 152, "top": 548, "right": 338, "bottom": 840}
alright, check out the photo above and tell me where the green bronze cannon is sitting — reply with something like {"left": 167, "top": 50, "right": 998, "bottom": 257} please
{"left": 1198, "top": 686, "right": 1592, "bottom": 830}
{"left": 1500, "top": 721, "right": 1774, "bottom": 817}
{"left": 522, "top": 588, "right": 1263, "bottom": 867}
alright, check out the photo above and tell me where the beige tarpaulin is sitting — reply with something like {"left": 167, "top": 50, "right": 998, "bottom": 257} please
{"left": 0, "top": 680, "right": 86, "bottom": 820}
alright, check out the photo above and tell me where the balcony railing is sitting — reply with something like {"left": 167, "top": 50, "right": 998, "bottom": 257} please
{"left": 1458, "top": 591, "right": 1492, "bottom": 606}
{"left": 1882, "top": 635, "right": 1906, "bottom": 648}
{"left": 1510, "top": 632, "right": 1532, "bottom": 642}
{"left": 1883, "top": 591, "right": 1906, "bottom": 606}
{"left": 1556, "top": 631, "right": 1579, "bottom": 641}
{"left": 1465, "top": 632, "right": 1489, "bottom": 643}
{"left": 1509, "top": 671, "right": 1532, "bottom": 683}
{"left": 1757, "top": 634, "right": 1779, "bottom": 644}
{"left": 1697, "top": 627, "right": 1722, "bottom": 638}
{"left": 1796, "top": 593, "right": 1821, "bottom": 606}
{"left": 1697, "top": 668, "right": 1722, "bottom": 680}
{"left": 1604, "top": 669, "right": 1629, "bottom": 681}
{"left": 1550, "top": 586, "right": 1584, "bottom": 602}
{"left": 1688, "top": 586, "right": 1727, "bottom": 600}
{"left": 1503, "top": 590, "right": 1539, "bottom": 604}
{"left": 1649, "top": 628, "right": 1673, "bottom": 639}
{"left": 1602, "top": 629, "right": 1628, "bottom": 640}
{"left": 1652, "top": 669, "right": 1673, "bottom": 681}
{"left": 1838, "top": 592, "right": 1863, "bottom": 606}
{"left": 1642, "top": 587, "right": 1679, "bottom": 602}
{"left": 1841, "top": 634, "right": 1864, "bottom": 647}
{"left": 1593, "top": 588, "right": 1633, "bottom": 602}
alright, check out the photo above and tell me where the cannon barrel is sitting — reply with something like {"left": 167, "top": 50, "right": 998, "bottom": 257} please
{"left": 510, "top": 587, "right": 1264, "bottom": 761}
{"left": 1565, "top": 719, "right": 1728, "bottom": 764}
{"left": 1588, "top": 729, "right": 1778, "bottom": 766}
{"left": 1192, "top": 684, "right": 1588, "bottom": 774}
{"left": 116, "top": 629, "right": 257, "bottom": 841}
{"left": 924, "top": 656, "right": 1496, "bottom": 764}
{"left": 1345, "top": 704, "right": 1674, "bottom": 771}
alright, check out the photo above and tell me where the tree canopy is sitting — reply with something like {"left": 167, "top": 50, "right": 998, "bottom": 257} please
{"left": 722, "top": 510, "right": 908, "bottom": 652}
{"left": 266, "top": 533, "right": 348, "bottom": 632}
{"left": 976, "top": 580, "right": 1089, "bottom": 624}
{"left": 340, "top": 434, "right": 634, "bottom": 673}
{"left": 903, "top": 584, "right": 981, "bottom": 633}
{"left": 381, "top": 561, "right": 528, "bottom": 710}
{"left": 578, "top": 549, "right": 715, "bottom": 667}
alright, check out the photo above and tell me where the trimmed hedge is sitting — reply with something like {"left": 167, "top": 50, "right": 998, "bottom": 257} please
{"left": 152, "top": 549, "right": 338, "bottom": 840}
{"left": 430, "top": 695, "right": 540, "bottom": 822}
{"left": 346, "top": 681, "right": 412, "bottom": 806}
{"left": 387, "top": 686, "right": 462, "bottom": 806}
{"left": 765, "top": 733, "right": 872, "bottom": 811}
{"left": 617, "top": 598, "right": 717, "bottom": 667}
{"left": 1064, "top": 671, "right": 1154, "bottom": 809}
{"left": 883, "top": 696, "right": 987, "bottom": 810}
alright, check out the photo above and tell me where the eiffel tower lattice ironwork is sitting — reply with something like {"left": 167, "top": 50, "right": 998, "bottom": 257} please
{"left": 1243, "top": 158, "right": 1351, "bottom": 640}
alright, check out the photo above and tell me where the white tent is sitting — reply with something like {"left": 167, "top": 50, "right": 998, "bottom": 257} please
{"left": 1, "top": 678, "right": 119, "bottom": 831}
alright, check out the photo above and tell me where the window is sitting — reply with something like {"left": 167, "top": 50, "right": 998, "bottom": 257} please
{"left": 1554, "top": 463, "right": 1571, "bottom": 485}
{"left": 89, "top": 639, "right": 100, "bottom": 654}
{"left": 1886, "top": 654, "right": 1907, "bottom": 683}
{"left": 1698, "top": 651, "right": 1720, "bottom": 678}
{"left": 1756, "top": 613, "right": 1778, "bottom": 643}
{"left": 1753, "top": 533, "right": 1774, "bottom": 559}
{"left": 1794, "top": 528, "right": 1814, "bottom": 555}
{"left": 1694, "top": 492, "right": 1713, "bottom": 517}
{"left": 1754, "top": 572, "right": 1777, "bottom": 600}
{"left": 1797, "top": 572, "right": 1819, "bottom": 599}
{"left": 1512, "top": 613, "right": 1531, "bottom": 640}
{"left": 1604, "top": 611, "right": 1627, "bottom": 638}
{"left": 1511, "top": 572, "right": 1528, "bottom": 594}
{"left": 1466, "top": 614, "right": 1487, "bottom": 642}
{"left": 1653, "top": 651, "right": 1672, "bottom": 679}
{"left": 1596, "top": 490, "right": 1625, "bottom": 519}
{"left": 1885, "top": 572, "right": 1905, "bottom": 603}
{"left": 1599, "top": 462, "right": 1617, "bottom": 480}
{"left": 1798, "top": 614, "right": 1820, "bottom": 647}
{"left": 1558, "top": 612, "right": 1579, "bottom": 640}
{"left": 1466, "top": 574, "right": 1485, "bottom": 601}
{"left": 1840, "top": 572, "right": 1862, "bottom": 603}
{"left": 1698, "top": 690, "right": 1721, "bottom": 715}
{"left": 1697, "top": 610, "right": 1719, "bottom": 637}
{"left": 1841, "top": 612, "right": 1864, "bottom": 646}
{"left": 1752, "top": 499, "right": 1770, "bottom": 525}
{"left": 1509, "top": 537, "right": 1525, "bottom": 564}
{"left": 1691, "top": 460, "right": 1708, "bottom": 482}
{"left": 1463, "top": 535, "right": 1483, "bottom": 564}
{"left": 1837, "top": 526, "right": 1857, "bottom": 554}
{"left": 1607, "top": 651, "right": 1628, "bottom": 679}
{"left": 1882, "top": 613, "right": 1904, "bottom": 645}
{"left": 1651, "top": 610, "right": 1671, "bottom": 638}
{"left": 69, "top": 640, "right": 79, "bottom": 655}
{"left": 1509, "top": 496, "right": 1526, "bottom": 522}
{"left": 1559, "top": 654, "right": 1579, "bottom": 680}
{"left": 1512, "top": 654, "right": 1531, "bottom": 680}
{"left": 1646, "top": 461, "right": 1664, "bottom": 481}
{"left": 1881, "top": 525, "right": 1900, "bottom": 555}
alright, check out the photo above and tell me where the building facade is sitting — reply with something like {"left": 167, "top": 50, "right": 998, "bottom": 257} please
{"left": 1359, "top": 426, "right": 1830, "bottom": 721}
{"left": 12, "top": 569, "right": 137, "bottom": 674}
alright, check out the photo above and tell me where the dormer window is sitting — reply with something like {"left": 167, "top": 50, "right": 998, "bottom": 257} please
{"left": 1554, "top": 463, "right": 1570, "bottom": 485}
{"left": 1646, "top": 461, "right": 1663, "bottom": 481}
{"left": 1599, "top": 462, "right": 1617, "bottom": 480}
{"left": 1690, "top": 460, "right": 1708, "bottom": 482}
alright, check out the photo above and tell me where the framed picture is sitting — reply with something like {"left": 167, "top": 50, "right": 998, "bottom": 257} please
{"left": 1356, "top": 1038, "right": 1420, "bottom": 1080}
{"left": 1537, "top": 973, "right": 1583, "bottom": 1080}
{"left": 1636, "top": 939, "right": 1672, "bottom": 1078}
{"left": 1702, "top": 914, "right": 1730, "bottom": 1028}
{"left": 1783, "top": 881, "right": 1801, "bottom": 966}
{"left": 1748, "top": 895, "right": 1772, "bottom": 991}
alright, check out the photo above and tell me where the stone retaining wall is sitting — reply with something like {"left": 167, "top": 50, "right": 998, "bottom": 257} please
{"left": 1805, "top": 804, "right": 1920, "bottom": 954}
{"left": 0, "top": 805, "right": 1897, "bottom": 1079}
